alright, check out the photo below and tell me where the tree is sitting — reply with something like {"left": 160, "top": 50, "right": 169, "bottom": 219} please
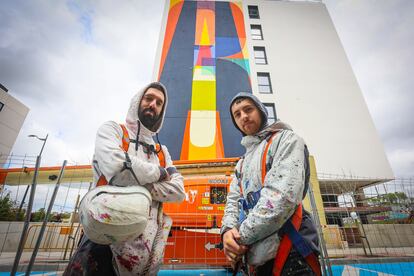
{"left": 0, "top": 195, "right": 13, "bottom": 221}
{"left": 0, "top": 194, "right": 25, "bottom": 221}
{"left": 368, "top": 192, "right": 411, "bottom": 206}
{"left": 31, "top": 208, "right": 47, "bottom": 222}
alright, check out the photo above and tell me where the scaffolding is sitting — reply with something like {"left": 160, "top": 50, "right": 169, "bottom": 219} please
{"left": 1, "top": 154, "right": 413, "bottom": 275}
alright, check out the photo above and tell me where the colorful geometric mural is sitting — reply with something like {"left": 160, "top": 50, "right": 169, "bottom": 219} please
{"left": 158, "top": 0, "right": 252, "bottom": 160}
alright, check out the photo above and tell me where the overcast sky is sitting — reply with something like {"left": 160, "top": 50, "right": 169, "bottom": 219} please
{"left": 1, "top": 0, "right": 413, "bottom": 177}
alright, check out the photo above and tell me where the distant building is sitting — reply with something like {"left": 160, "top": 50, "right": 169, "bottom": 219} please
{"left": 0, "top": 83, "right": 29, "bottom": 167}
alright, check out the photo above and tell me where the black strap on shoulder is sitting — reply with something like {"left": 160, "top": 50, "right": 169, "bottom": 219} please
{"left": 235, "top": 156, "right": 244, "bottom": 179}
{"left": 303, "top": 145, "right": 310, "bottom": 199}
{"left": 112, "top": 151, "right": 141, "bottom": 185}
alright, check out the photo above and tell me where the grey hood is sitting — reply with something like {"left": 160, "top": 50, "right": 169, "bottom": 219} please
{"left": 229, "top": 92, "right": 273, "bottom": 135}
{"left": 125, "top": 82, "right": 168, "bottom": 137}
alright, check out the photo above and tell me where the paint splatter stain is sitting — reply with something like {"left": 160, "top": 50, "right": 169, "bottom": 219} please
{"left": 116, "top": 254, "right": 139, "bottom": 272}
{"left": 266, "top": 200, "right": 274, "bottom": 209}
{"left": 99, "top": 213, "right": 111, "bottom": 222}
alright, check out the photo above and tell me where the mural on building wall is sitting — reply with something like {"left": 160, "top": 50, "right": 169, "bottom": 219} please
{"left": 158, "top": 0, "right": 252, "bottom": 160}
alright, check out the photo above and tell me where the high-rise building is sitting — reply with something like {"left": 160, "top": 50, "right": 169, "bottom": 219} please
{"left": 153, "top": 0, "right": 393, "bottom": 181}
{"left": 0, "top": 83, "right": 29, "bottom": 167}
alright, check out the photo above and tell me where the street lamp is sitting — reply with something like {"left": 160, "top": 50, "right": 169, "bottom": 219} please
{"left": 28, "top": 134, "right": 48, "bottom": 156}
{"left": 11, "top": 133, "right": 49, "bottom": 276}
{"left": 18, "top": 134, "right": 49, "bottom": 214}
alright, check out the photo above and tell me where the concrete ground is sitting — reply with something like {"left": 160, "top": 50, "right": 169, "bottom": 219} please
{"left": 1, "top": 248, "right": 414, "bottom": 274}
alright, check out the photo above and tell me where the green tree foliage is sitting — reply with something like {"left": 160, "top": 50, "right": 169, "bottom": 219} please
{"left": 368, "top": 192, "right": 410, "bottom": 206}
{"left": 30, "top": 209, "right": 71, "bottom": 222}
{"left": 0, "top": 194, "right": 25, "bottom": 221}
{"left": 0, "top": 195, "right": 71, "bottom": 222}
{"left": 31, "top": 208, "right": 47, "bottom": 222}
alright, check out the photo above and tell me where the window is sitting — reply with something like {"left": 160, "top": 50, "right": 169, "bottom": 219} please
{"left": 257, "top": 72, "right": 272, "bottom": 94}
{"left": 251, "top": 25, "right": 263, "bottom": 40}
{"left": 254, "top": 46, "right": 267, "bottom": 64}
{"left": 0, "top": 102, "right": 4, "bottom": 112}
{"left": 248, "top": 5, "right": 260, "bottom": 19}
{"left": 264, "top": 103, "right": 276, "bottom": 124}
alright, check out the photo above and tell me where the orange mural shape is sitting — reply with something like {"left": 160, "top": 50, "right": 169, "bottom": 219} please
{"left": 195, "top": 8, "right": 215, "bottom": 45}
{"left": 158, "top": 0, "right": 184, "bottom": 80}
{"left": 180, "top": 111, "right": 192, "bottom": 160}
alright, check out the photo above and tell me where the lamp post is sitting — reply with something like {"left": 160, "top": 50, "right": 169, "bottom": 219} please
{"left": 17, "top": 134, "right": 49, "bottom": 215}
{"left": 11, "top": 134, "right": 48, "bottom": 276}
{"left": 28, "top": 134, "right": 49, "bottom": 156}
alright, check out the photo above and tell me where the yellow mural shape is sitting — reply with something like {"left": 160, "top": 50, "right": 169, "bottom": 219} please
{"left": 200, "top": 19, "right": 211, "bottom": 46}
{"left": 191, "top": 81, "right": 216, "bottom": 110}
{"left": 170, "top": 0, "right": 183, "bottom": 8}
{"left": 195, "top": 9, "right": 215, "bottom": 45}
{"left": 186, "top": 2, "right": 221, "bottom": 160}
{"left": 188, "top": 140, "right": 217, "bottom": 160}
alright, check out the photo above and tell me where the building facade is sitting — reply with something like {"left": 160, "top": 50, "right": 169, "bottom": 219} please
{"left": 153, "top": 0, "right": 393, "bottom": 180}
{"left": 0, "top": 83, "right": 29, "bottom": 167}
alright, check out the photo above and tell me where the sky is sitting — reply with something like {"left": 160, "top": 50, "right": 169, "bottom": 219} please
{"left": 1, "top": 0, "right": 413, "bottom": 178}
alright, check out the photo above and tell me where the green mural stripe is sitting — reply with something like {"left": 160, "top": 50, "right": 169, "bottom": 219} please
{"left": 219, "top": 58, "right": 250, "bottom": 75}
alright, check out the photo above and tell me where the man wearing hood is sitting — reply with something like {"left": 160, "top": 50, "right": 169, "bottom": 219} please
{"left": 64, "top": 82, "right": 185, "bottom": 276}
{"left": 221, "top": 92, "right": 320, "bottom": 275}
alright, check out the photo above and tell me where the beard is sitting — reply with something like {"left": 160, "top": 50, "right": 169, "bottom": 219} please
{"left": 138, "top": 108, "right": 160, "bottom": 130}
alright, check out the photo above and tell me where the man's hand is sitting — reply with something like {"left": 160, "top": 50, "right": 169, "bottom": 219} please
{"left": 223, "top": 228, "right": 248, "bottom": 267}
{"left": 158, "top": 167, "right": 171, "bottom": 182}
{"left": 164, "top": 171, "right": 171, "bottom": 182}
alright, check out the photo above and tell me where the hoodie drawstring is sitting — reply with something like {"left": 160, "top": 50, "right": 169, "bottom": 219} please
{"left": 135, "top": 120, "right": 141, "bottom": 151}
{"left": 155, "top": 133, "right": 166, "bottom": 165}
{"left": 129, "top": 121, "right": 165, "bottom": 161}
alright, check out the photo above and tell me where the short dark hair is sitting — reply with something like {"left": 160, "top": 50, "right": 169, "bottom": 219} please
{"left": 232, "top": 97, "right": 248, "bottom": 106}
{"left": 146, "top": 82, "right": 165, "bottom": 95}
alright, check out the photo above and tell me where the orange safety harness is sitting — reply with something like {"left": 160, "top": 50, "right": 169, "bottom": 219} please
{"left": 96, "top": 124, "right": 166, "bottom": 187}
{"left": 238, "top": 132, "right": 321, "bottom": 276}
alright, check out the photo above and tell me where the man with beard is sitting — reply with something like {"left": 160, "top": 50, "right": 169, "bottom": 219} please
{"left": 64, "top": 82, "right": 185, "bottom": 276}
{"left": 221, "top": 93, "right": 321, "bottom": 275}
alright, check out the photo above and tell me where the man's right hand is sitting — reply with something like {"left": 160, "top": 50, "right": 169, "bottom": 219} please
{"left": 223, "top": 228, "right": 248, "bottom": 266}
{"left": 158, "top": 167, "right": 171, "bottom": 182}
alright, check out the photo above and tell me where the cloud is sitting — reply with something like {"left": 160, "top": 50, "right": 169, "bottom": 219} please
{"left": 324, "top": 0, "right": 414, "bottom": 176}
{"left": 1, "top": 0, "right": 165, "bottom": 166}
{"left": 1, "top": 0, "right": 413, "bottom": 178}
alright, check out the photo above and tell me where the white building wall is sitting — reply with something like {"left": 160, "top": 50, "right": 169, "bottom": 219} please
{"left": 0, "top": 85, "right": 29, "bottom": 166}
{"left": 244, "top": 1, "right": 393, "bottom": 179}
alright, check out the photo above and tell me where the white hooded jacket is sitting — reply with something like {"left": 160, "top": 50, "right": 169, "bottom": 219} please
{"left": 92, "top": 82, "right": 185, "bottom": 275}
{"left": 221, "top": 92, "right": 319, "bottom": 267}
{"left": 221, "top": 122, "right": 307, "bottom": 266}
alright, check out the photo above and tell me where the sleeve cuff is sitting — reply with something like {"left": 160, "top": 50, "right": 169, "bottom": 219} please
{"left": 166, "top": 167, "right": 178, "bottom": 175}
{"left": 220, "top": 226, "right": 232, "bottom": 242}
{"left": 158, "top": 167, "right": 168, "bottom": 182}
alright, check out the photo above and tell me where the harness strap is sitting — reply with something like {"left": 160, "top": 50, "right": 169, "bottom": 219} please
{"left": 120, "top": 124, "right": 166, "bottom": 167}
{"left": 95, "top": 123, "right": 165, "bottom": 187}
{"left": 237, "top": 131, "right": 320, "bottom": 275}
{"left": 273, "top": 209, "right": 321, "bottom": 276}
{"left": 156, "top": 143, "right": 166, "bottom": 168}
{"left": 272, "top": 203, "right": 302, "bottom": 276}
{"left": 268, "top": 145, "right": 321, "bottom": 276}
{"left": 261, "top": 133, "right": 277, "bottom": 183}
{"left": 96, "top": 175, "right": 107, "bottom": 187}
{"left": 119, "top": 124, "right": 131, "bottom": 152}
{"left": 237, "top": 133, "right": 277, "bottom": 223}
